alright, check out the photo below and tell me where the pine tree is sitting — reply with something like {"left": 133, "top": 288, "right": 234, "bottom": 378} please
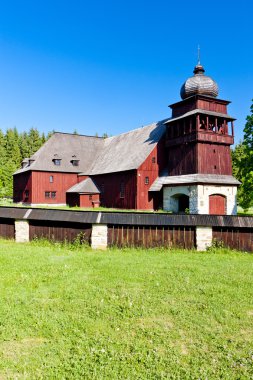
{"left": 239, "top": 100, "right": 253, "bottom": 209}
{"left": 27, "top": 127, "right": 42, "bottom": 156}
{"left": 232, "top": 141, "right": 246, "bottom": 206}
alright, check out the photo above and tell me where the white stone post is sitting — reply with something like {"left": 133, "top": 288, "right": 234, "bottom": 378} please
{"left": 15, "top": 220, "right": 30, "bottom": 243}
{"left": 91, "top": 224, "right": 108, "bottom": 250}
{"left": 196, "top": 226, "right": 213, "bottom": 251}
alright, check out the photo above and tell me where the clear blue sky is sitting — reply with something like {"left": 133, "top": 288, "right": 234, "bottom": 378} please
{"left": 0, "top": 0, "right": 252, "bottom": 144}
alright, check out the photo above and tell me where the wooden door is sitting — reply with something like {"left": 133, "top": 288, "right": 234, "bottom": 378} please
{"left": 209, "top": 194, "right": 226, "bottom": 215}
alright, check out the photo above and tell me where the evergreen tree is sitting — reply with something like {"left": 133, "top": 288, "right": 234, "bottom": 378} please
{"left": 4, "top": 128, "right": 21, "bottom": 165}
{"left": 0, "top": 127, "right": 49, "bottom": 199}
{"left": 239, "top": 100, "right": 253, "bottom": 209}
{"left": 18, "top": 131, "right": 30, "bottom": 159}
{"left": 27, "top": 127, "right": 42, "bottom": 156}
{"left": 232, "top": 141, "right": 246, "bottom": 206}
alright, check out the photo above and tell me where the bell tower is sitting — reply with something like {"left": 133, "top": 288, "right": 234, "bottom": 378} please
{"left": 150, "top": 61, "right": 240, "bottom": 215}
{"left": 165, "top": 62, "right": 235, "bottom": 177}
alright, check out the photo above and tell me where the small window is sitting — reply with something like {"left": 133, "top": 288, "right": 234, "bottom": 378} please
{"left": 45, "top": 191, "right": 50, "bottom": 198}
{"left": 71, "top": 160, "right": 79, "bottom": 166}
{"left": 24, "top": 190, "right": 29, "bottom": 200}
{"left": 89, "top": 195, "right": 92, "bottom": 200}
{"left": 214, "top": 165, "right": 217, "bottom": 169}
{"left": 120, "top": 182, "right": 125, "bottom": 198}
{"left": 213, "top": 149, "right": 216, "bottom": 153}
{"left": 53, "top": 159, "right": 61, "bottom": 166}
{"left": 152, "top": 157, "right": 156, "bottom": 164}
{"left": 49, "top": 175, "right": 54, "bottom": 183}
{"left": 145, "top": 176, "right": 149, "bottom": 185}
{"left": 101, "top": 183, "right": 105, "bottom": 194}
{"left": 51, "top": 191, "right": 56, "bottom": 199}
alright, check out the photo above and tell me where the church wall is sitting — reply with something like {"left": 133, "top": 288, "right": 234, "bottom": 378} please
{"left": 90, "top": 171, "right": 137, "bottom": 209}
{"left": 31, "top": 171, "right": 78, "bottom": 205}
{"left": 197, "top": 143, "right": 232, "bottom": 175}
{"left": 137, "top": 137, "right": 167, "bottom": 210}
{"left": 13, "top": 171, "right": 32, "bottom": 203}
{"left": 168, "top": 144, "right": 197, "bottom": 175}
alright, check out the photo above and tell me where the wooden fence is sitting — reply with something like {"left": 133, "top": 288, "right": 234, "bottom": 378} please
{"left": 108, "top": 225, "right": 195, "bottom": 249}
{"left": 0, "top": 207, "right": 252, "bottom": 252}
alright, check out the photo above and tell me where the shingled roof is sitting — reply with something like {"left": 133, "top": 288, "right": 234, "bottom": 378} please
{"left": 149, "top": 173, "right": 241, "bottom": 191}
{"left": 14, "top": 121, "right": 166, "bottom": 176}
{"left": 86, "top": 120, "right": 166, "bottom": 175}
{"left": 66, "top": 178, "right": 100, "bottom": 194}
{"left": 14, "top": 133, "right": 104, "bottom": 175}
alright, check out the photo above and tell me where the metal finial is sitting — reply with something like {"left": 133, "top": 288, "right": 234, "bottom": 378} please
{"left": 197, "top": 45, "right": 201, "bottom": 65}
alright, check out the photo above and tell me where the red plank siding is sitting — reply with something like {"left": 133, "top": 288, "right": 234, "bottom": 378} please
{"left": 80, "top": 193, "right": 100, "bottom": 208}
{"left": 90, "top": 171, "right": 137, "bottom": 209}
{"left": 31, "top": 171, "right": 78, "bottom": 204}
{"left": 13, "top": 171, "right": 32, "bottom": 203}
{"left": 137, "top": 137, "right": 166, "bottom": 209}
{"left": 167, "top": 143, "right": 232, "bottom": 176}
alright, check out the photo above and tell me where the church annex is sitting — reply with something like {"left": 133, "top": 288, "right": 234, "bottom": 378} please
{"left": 13, "top": 62, "right": 240, "bottom": 214}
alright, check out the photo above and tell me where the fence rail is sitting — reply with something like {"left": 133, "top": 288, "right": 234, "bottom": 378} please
{"left": 0, "top": 207, "right": 252, "bottom": 251}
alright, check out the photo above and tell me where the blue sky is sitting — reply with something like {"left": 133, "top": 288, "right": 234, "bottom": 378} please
{"left": 0, "top": 0, "right": 252, "bottom": 144}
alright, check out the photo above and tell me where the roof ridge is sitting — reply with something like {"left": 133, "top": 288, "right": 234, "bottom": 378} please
{"left": 53, "top": 131, "right": 104, "bottom": 139}
{"left": 105, "top": 119, "right": 167, "bottom": 141}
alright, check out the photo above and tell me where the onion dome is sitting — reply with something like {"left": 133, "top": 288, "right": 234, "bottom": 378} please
{"left": 180, "top": 63, "right": 219, "bottom": 99}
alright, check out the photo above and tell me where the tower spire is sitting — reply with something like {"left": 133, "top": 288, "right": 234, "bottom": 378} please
{"left": 197, "top": 44, "right": 201, "bottom": 65}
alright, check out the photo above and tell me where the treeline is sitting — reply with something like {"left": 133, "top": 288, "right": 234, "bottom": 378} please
{"left": 232, "top": 100, "right": 253, "bottom": 210}
{"left": 0, "top": 128, "right": 50, "bottom": 198}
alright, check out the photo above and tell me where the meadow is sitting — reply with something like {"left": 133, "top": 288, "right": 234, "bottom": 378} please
{"left": 0, "top": 239, "right": 252, "bottom": 379}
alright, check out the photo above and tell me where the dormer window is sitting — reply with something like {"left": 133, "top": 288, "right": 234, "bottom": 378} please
{"left": 53, "top": 159, "right": 61, "bottom": 166}
{"left": 28, "top": 159, "right": 35, "bottom": 166}
{"left": 71, "top": 155, "right": 79, "bottom": 166}
{"left": 52, "top": 154, "right": 61, "bottom": 166}
{"left": 21, "top": 160, "right": 29, "bottom": 168}
{"left": 71, "top": 160, "right": 79, "bottom": 166}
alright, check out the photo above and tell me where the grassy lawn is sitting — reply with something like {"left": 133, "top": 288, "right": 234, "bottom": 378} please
{"left": 0, "top": 241, "right": 252, "bottom": 379}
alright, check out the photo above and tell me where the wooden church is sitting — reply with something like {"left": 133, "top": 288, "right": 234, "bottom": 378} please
{"left": 13, "top": 61, "right": 240, "bottom": 215}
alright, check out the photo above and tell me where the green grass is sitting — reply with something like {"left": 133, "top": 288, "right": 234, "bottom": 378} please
{"left": 237, "top": 206, "right": 253, "bottom": 216}
{"left": 0, "top": 240, "right": 252, "bottom": 379}
{"left": 0, "top": 198, "right": 170, "bottom": 213}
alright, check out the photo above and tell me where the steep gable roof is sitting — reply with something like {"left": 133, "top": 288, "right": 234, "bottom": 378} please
{"left": 14, "top": 133, "right": 104, "bottom": 175}
{"left": 84, "top": 120, "right": 166, "bottom": 175}
{"left": 14, "top": 121, "right": 166, "bottom": 176}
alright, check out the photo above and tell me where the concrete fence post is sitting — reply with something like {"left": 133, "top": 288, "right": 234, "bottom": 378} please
{"left": 91, "top": 224, "right": 108, "bottom": 250}
{"left": 196, "top": 226, "right": 213, "bottom": 251}
{"left": 15, "top": 220, "right": 30, "bottom": 243}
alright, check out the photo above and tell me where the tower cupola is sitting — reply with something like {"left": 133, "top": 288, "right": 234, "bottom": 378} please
{"left": 180, "top": 62, "right": 219, "bottom": 99}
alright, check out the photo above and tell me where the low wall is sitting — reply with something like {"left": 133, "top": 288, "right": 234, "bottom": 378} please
{"left": 0, "top": 207, "right": 252, "bottom": 252}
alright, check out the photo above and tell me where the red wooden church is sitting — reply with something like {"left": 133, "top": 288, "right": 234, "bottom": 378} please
{"left": 13, "top": 62, "right": 240, "bottom": 214}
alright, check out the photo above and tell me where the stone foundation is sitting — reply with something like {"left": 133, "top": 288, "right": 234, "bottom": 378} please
{"left": 196, "top": 226, "right": 212, "bottom": 251}
{"left": 91, "top": 224, "right": 108, "bottom": 250}
{"left": 15, "top": 220, "right": 29, "bottom": 242}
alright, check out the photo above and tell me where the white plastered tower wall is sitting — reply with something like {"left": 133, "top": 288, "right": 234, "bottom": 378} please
{"left": 163, "top": 184, "right": 237, "bottom": 215}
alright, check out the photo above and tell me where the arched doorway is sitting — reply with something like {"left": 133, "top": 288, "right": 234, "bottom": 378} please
{"left": 171, "top": 193, "right": 189, "bottom": 213}
{"left": 209, "top": 194, "right": 226, "bottom": 215}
